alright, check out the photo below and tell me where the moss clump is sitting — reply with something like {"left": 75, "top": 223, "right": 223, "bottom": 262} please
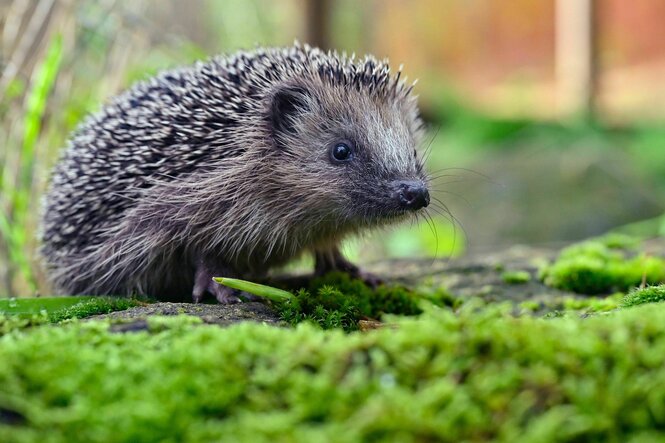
{"left": 0, "top": 296, "right": 141, "bottom": 323}
{"left": 3, "top": 305, "right": 665, "bottom": 441}
{"left": 0, "top": 314, "right": 48, "bottom": 336}
{"left": 0, "top": 296, "right": 93, "bottom": 316}
{"left": 277, "top": 286, "right": 362, "bottom": 331}
{"left": 520, "top": 294, "right": 623, "bottom": 317}
{"left": 277, "top": 272, "right": 423, "bottom": 331}
{"left": 46, "top": 297, "right": 142, "bottom": 322}
{"left": 540, "top": 236, "right": 665, "bottom": 294}
{"left": 501, "top": 270, "right": 531, "bottom": 284}
{"left": 621, "top": 285, "right": 665, "bottom": 308}
{"left": 560, "top": 293, "right": 622, "bottom": 313}
{"left": 518, "top": 300, "right": 540, "bottom": 312}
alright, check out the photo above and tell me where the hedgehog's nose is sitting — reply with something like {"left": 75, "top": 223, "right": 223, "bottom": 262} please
{"left": 394, "top": 181, "right": 430, "bottom": 210}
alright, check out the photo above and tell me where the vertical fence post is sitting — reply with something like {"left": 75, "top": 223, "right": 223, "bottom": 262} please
{"left": 304, "top": 0, "right": 332, "bottom": 50}
{"left": 556, "top": 0, "right": 599, "bottom": 120}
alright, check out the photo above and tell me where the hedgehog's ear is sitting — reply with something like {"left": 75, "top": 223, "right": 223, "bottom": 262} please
{"left": 269, "top": 85, "right": 310, "bottom": 140}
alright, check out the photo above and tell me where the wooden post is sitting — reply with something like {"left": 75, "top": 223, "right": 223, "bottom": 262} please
{"left": 555, "top": 0, "right": 599, "bottom": 120}
{"left": 303, "top": 0, "right": 332, "bottom": 50}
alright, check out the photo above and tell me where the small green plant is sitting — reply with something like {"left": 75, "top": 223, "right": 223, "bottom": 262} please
{"left": 0, "top": 36, "right": 63, "bottom": 294}
{"left": 501, "top": 270, "right": 531, "bottom": 284}
{"left": 621, "top": 285, "right": 665, "bottom": 308}
{"left": 275, "top": 272, "right": 424, "bottom": 331}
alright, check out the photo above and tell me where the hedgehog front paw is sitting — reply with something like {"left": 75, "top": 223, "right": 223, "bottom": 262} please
{"left": 353, "top": 269, "right": 383, "bottom": 288}
{"left": 192, "top": 260, "right": 241, "bottom": 304}
{"left": 314, "top": 247, "right": 383, "bottom": 288}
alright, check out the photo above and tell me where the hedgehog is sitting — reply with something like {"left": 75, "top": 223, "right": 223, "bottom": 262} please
{"left": 40, "top": 44, "right": 430, "bottom": 303}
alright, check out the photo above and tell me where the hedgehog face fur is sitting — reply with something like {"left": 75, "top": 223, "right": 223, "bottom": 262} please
{"left": 268, "top": 78, "right": 427, "bottom": 226}
{"left": 41, "top": 44, "right": 429, "bottom": 303}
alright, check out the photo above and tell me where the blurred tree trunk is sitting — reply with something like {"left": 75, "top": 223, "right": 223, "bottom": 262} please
{"left": 556, "top": 0, "right": 599, "bottom": 120}
{"left": 303, "top": 0, "right": 332, "bottom": 50}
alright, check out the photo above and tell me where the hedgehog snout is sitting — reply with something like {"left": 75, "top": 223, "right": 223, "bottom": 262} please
{"left": 392, "top": 180, "right": 430, "bottom": 211}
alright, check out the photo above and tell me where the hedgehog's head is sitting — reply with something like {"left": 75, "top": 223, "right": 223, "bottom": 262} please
{"left": 266, "top": 61, "right": 428, "bottom": 233}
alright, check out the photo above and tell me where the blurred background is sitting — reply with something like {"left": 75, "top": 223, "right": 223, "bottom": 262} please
{"left": 1, "top": 0, "right": 664, "bottom": 296}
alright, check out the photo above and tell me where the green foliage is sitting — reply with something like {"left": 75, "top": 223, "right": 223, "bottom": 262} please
{"left": 2, "top": 304, "right": 665, "bottom": 441}
{"left": 382, "top": 218, "right": 466, "bottom": 258}
{"left": 501, "top": 270, "right": 531, "bottom": 284}
{"left": 0, "top": 296, "right": 140, "bottom": 322}
{"left": 309, "top": 272, "right": 423, "bottom": 317}
{"left": 0, "top": 36, "right": 63, "bottom": 294}
{"left": 612, "top": 213, "right": 665, "bottom": 239}
{"left": 277, "top": 272, "right": 424, "bottom": 331}
{"left": 517, "top": 293, "right": 622, "bottom": 317}
{"left": 278, "top": 287, "right": 362, "bottom": 331}
{"left": 621, "top": 285, "right": 665, "bottom": 308}
{"left": 560, "top": 293, "right": 622, "bottom": 313}
{"left": 0, "top": 296, "right": 94, "bottom": 316}
{"left": 627, "top": 126, "right": 665, "bottom": 195}
{"left": 540, "top": 236, "right": 665, "bottom": 294}
{"left": 0, "top": 313, "right": 48, "bottom": 336}
{"left": 46, "top": 297, "right": 141, "bottom": 323}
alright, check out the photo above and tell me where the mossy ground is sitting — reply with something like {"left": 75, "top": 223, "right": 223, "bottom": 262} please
{"left": 0, "top": 297, "right": 142, "bottom": 322}
{"left": 501, "top": 270, "right": 531, "bottom": 284}
{"left": 3, "top": 237, "right": 665, "bottom": 442}
{"left": 3, "top": 301, "right": 665, "bottom": 442}
{"left": 540, "top": 234, "right": 665, "bottom": 294}
{"left": 275, "top": 272, "right": 452, "bottom": 331}
{"left": 621, "top": 285, "right": 665, "bottom": 308}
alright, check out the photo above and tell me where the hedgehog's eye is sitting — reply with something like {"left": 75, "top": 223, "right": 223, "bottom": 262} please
{"left": 330, "top": 141, "right": 354, "bottom": 163}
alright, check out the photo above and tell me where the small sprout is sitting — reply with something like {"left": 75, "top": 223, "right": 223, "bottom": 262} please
{"left": 213, "top": 277, "right": 293, "bottom": 302}
{"left": 501, "top": 271, "right": 531, "bottom": 284}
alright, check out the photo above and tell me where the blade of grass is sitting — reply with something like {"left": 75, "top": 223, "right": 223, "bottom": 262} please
{"left": 213, "top": 277, "right": 293, "bottom": 302}
{"left": 0, "top": 35, "right": 63, "bottom": 295}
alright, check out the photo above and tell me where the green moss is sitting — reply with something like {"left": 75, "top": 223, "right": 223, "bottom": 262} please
{"left": 540, "top": 236, "right": 665, "bottom": 294}
{"left": 561, "top": 294, "right": 622, "bottom": 313}
{"left": 0, "top": 314, "right": 48, "bottom": 336}
{"left": 277, "top": 272, "right": 424, "bottom": 331}
{"left": 0, "top": 296, "right": 141, "bottom": 323}
{"left": 600, "top": 233, "right": 642, "bottom": 249}
{"left": 621, "top": 285, "right": 665, "bottom": 308}
{"left": 0, "top": 296, "right": 94, "bottom": 316}
{"left": 414, "top": 286, "right": 462, "bottom": 309}
{"left": 542, "top": 310, "right": 566, "bottom": 319}
{"left": 46, "top": 297, "right": 142, "bottom": 322}
{"left": 518, "top": 300, "right": 540, "bottom": 313}
{"left": 3, "top": 305, "right": 665, "bottom": 441}
{"left": 501, "top": 270, "right": 531, "bottom": 284}
{"left": 518, "top": 293, "right": 622, "bottom": 317}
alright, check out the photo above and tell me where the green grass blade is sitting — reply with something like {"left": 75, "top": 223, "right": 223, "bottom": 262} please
{"left": 1, "top": 34, "right": 64, "bottom": 295}
{"left": 213, "top": 277, "right": 293, "bottom": 302}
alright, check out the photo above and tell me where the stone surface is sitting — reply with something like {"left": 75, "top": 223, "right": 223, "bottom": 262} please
{"left": 365, "top": 244, "right": 574, "bottom": 305}
{"left": 91, "top": 301, "right": 281, "bottom": 328}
